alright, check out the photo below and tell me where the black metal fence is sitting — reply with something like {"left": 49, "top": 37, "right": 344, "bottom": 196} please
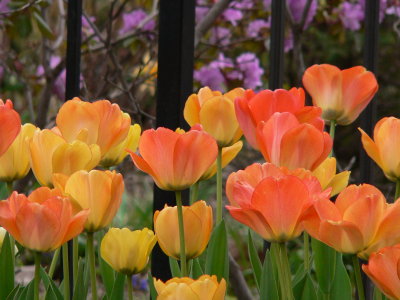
{"left": 64, "top": 0, "right": 380, "bottom": 298}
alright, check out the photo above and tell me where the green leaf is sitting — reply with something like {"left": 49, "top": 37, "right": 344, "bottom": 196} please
{"left": 374, "top": 287, "right": 388, "bottom": 300}
{"left": 191, "top": 258, "right": 204, "bottom": 279}
{"left": 33, "top": 12, "right": 54, "bottom": 40}
{"left": 5, "top": 285, "right": 21, "bottom": 300}
{"left": 148, "top": 274, "right": 157, "bottom": 300}
{"left": 99, "top": 254, "right": 115, "bottom": 297}
{"left": 17, "top": 280, "right": 34, "bottom": 300}
{"left": 291, "top": 263, "right": 306, "bottom": 288}
{"left": 72, "top": 259, "right": 88, "bottom": 300}
{"left": 205, "top": 220, "right": 229, "bottom": 281}
{"left": 247, "top": 231, "right": 262, "bottom": 291}
{"left": 169, "top": 258, "right": 181, "bottom": 278}
{"left": 0, "top": 233, "right": 14, "bottom": 300}
{"left": 109, "top": 272, "right": 125, "bottom": 300}
{"left": 13, "top": 14, "right": 32, "bottom": 38}
{"left": 40, "top": 267, "right": 63, "bottom": 300}
{"left": 311, "top": 238, "right": 336, "bottom": 294}
{"left": 293, "top": 273, "right": 318, "bottom": 300}
{"left": 259, "top": 250, "right": 279, "bottom": 300}
{"left": 330, "top": 253, "right": 352, "bottom": 300}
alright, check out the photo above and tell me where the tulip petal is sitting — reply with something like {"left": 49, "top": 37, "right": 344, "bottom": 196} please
{"left": 183, "top": 94, "right": 201, "bottom": 126}
{"left": 0, "top": 100, "right": 21, "bottom": 156}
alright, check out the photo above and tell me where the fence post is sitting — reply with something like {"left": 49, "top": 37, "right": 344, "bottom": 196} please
{"left": 269, "top": 0, "right": 285, "bottom": 90}
{"left": 152, "top": 0, "right": 195, "bottom": 281}
{"left": 65, "top": 0, "right": 83, "bottom": 296}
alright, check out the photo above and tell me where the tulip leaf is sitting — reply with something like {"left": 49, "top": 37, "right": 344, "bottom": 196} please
{"left": 17, "top": 280, "right": 33, "bottom": 300}
{"left": 374, "top": 288, "right": 388, "bottom": 300}
{"left": 72, "top": 259, "right": 88, "bottom": 300}
{"left": 40, "top": 267, "right": 63, "bottom": 300}
{"left": 330, "top": 253, "right": 351, "bottom": 300}
{"left": 247, "top": 231, "right": 262, "bottom": 291}
{"left": 293, "top": 273, "right": 318, "bottom": 300}
{"left": 99, "top": 254, "right": 115, "bottom": 297}
{"left": 109, "top": 272, "right": 125, "bottom": 300}
{"left": 5, "top": 285, "right": 21, "bottom": 300}
{"left": 148, "top": 274, "right": 157, "bottom": 300}
{"left": 191, "top": 258, "right": 204, "bottom": 279}
{"left": 205, "top": 220, "right": 229, "bottom": 282}
{"left": 291, "top": 263, "right": 306, "bottom": 288}
{"left": 168, "top": 258, "right": 181, "bottom": 278}
{"left": 0, "top": 233, "right": 14, "bottom": 300}
{"left": 311, "top": 238, "right": 336, "bottom": 294}
{"left": 259, "top": 250, "right": 279, "bottom": 300}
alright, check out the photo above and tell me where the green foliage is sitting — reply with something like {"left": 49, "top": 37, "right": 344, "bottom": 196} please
{"left": 247, "top": 231, "right": 262, "bottom": 291}
{"left": 259, "top": 250, "right": 279, "bottom": 300}
{"left": 0, "top": 233, "right": 14, "bottom": 300}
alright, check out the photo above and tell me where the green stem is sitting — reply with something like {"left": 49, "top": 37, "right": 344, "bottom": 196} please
{"left": 216, "top": 147, "right": 223, "bottom": 224}
{"left": 395, "top": 179, "right": 400, "bottom": 201}
{"left": 127, "top": 275, "right": 133, "bottom": 300}
{"left": 190, "top": 181, "right": 199, "bottom": 205}
{"left": 73, "top": 238, "right": 78, "bottom": 284}
{"left": 175, "top": 191, "right": 187, "bottom": 276}
{"left": 329, "top": 120, "right": 336, "bottom": 158}
{"left": 279, "top": 243, "right": 294, "bottom": 300}
{"left": 62, "top": 244, "right": 70, "bottom": 300}
{"left": 271, "top": 243, "right": 288, "bottom": 300}
{"left": 303, "top": 232, "right": 310, "bottom": 272}
{"left": 34, "top": 251, "right": 41, "bottom": 300}
{"left": 87, "top": 232, "right": 98, "bottom": 300}
{"left": 48, "top": 248, "right": 60, "bottom": 279}
{"left": 352, "top": 255, "right": 365, "bottom": 300}
{"left": 6, "top": 181, "right": 13, "bottom": 195}
{"left": 374, "top": 289, "right": 383, "bottom": 300}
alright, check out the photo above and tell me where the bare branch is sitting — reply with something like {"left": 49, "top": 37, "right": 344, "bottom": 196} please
{"left": 229, "top": 254, "right": 254, "bottom": 300}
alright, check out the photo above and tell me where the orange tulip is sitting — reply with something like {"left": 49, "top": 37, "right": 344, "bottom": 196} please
{"left": 303, "top": 184, "right": 400, "bottom": 259}
{"left": 362, "top": 245, "right": 400, "bottom": 300}
{"left": 256, "top": 112, "right": 332, "bottom": 171}
{"left": 0, "top": 99, "right": 21, "bottom": 156}
{"left": 154, "top": 200, "right": 213, "bottom": 260}
{"left": 302, "top": 64, "right": 378, "bottom": 125}
{"left": 183, "top": 86, "right": 244, "bottom": 147}
{"left": 154, "top": 275, "right": 226, "bottom": 300}
{"left": 226, "top": 162, "right": 330, "bottom": 242}
{"left": 53, "top": 170, "right": 124, "bottom": 232}
{"left": 128, "top": 127, "right": 218, "bottom": 191}
{"left": 235, "top": 87, "right": 324, "bottom": 149}
{"left": 360, "top": 117, "right": 400, "bottom": 182}
{"left": 56, "top": 97, "right": 131, "bottom": 157}
{"left": 29, "top": 129, "right": 101, "bottom": 187}
{"left": 0, "top": 187, "right": 88, "bottom": 252}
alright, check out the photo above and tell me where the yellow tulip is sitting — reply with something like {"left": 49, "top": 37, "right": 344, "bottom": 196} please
{"left": 200, "top": 140, "right": 243, "bottom": 181}
{"left": 154, "top": 201, "right": 212, "bottom": 260}
{"left": 53, "top": 170, "right": 124, "bottom": 232}
{"left": 154, "top": 275, "right": 226, "bottom": 300}
{"left": 100, "top": 124, "right": 141, "bottom": 168}
{"left": 184, "top": 86, "right": 244, "bottom": 147}
{"left": 0, "top": 124, "right": 36, "bottom": 182}
{"left": 100, "top": 227, "right": 156, "bottom": 275}
{"left": 29, "top": 129, "right": 101, "bottom": 187}
{"left": 0, "top": 227, "right": 18, "bottom": 253}
{"left": 312, "top": 157, "right": 350, "bottom": 196}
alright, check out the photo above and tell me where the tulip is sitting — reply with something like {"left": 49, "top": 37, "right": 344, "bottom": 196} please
{"left": 100, "top": 227, "right": 156, "bottom": 275}
{"left": 128, "top": 127, "right": 218, "bottom": 191}
{"left": 154, "top": 200, "right": 212, "bottom": 260}
{"left": 29, "top": 129, "right": 101, "bottom": 187}
{"left": 226, "top": 162, "right": 330, "bottom": 242}
{"left": 183, "top": 86, "right": 244, "bottom": 147}
{"left": 154, "top": 275, "right": 226, "bottom": 300}
{"left": 56, "top": 97, "right": 131, "bottom": 157}
{"left": 303, "top": 184, "right": 400, "bottom": 259}
{"left": 0, "top": 123, "right": 36, "bottom": 183}
{"left": 360, "top": 117, "right": 400, "bottom": 182}
{"left": 0, "top": 187, "right": 88, "bottom": 252}
{"left": 100, "top": 124, "right": 141, "bottom": 168}
{"left": 312, "top": 157, "right": 350, "bottom": 196}
{"left": 53, "top": 170, "right": 124, "bottom": 232}
{"left": 302, "top": 64, "right": 378, "bottom": 125}
{"left": 0, "top": 99, "right": 21, "bottom": 156}
{"left": 235, "top": 87, "right": 324, "bottom": 149}
{"left": 256, "top": 112, "right": 332, "bottom": 171}
{"left": 362, "top": 245, "right": 400, "bottom": 300}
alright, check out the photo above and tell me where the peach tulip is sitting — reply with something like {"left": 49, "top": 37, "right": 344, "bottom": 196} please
{"left": 0, "top": 99, "right": 21, "bottom": 156}
{"left": 29, "top": 129, "right": 101, "bottom": 187}
{"left": 303, "top": 64, "right": 378, "bottom": 125}
{"left": 362, "top": 245, "right": 400, "bottom": 300}
{"left": 53, "top": 170, "right": 124, "bottom": 232}
{"left": 0, "top": 187, "right": 88, "bottom": 252}
{"left": 129, "top": 127, "right": 218, "bottom": 191}
{"left": 154, "top": 201, "right": 212, "bottom": 260}
{"left": 226, "top": 163, "right": 330, "bottom": 242}
{"left": 235, "top": 87, "right": 324, "bottom": 149}
{"left": 256, "top": 112, "right": 332, "bottom": 171}
{"left": 360, "top": 117, "right": 400, "bottom": 182}
{"left": 0, "top": 123, "right": 36, "bottom": 182}
{"left": 56, "top": 97, "right": 131, "bottom": 157}
{"left": 154, "top": 275, "right": 226, "bottom": 300}
{"left": 183, "top": 86, "right": 244, "bottom": 147}
{"left": 303, "top": 184, "right": 400, "bottom": 259}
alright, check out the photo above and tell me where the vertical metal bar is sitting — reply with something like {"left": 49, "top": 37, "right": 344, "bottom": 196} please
{"left": 152, "top": 0, "right": 195, "bottom": 281}
{"left": 360, "top": 1, "right": 379, "bottom": 299}
{"left": 269, "top": 0, "right": 286, "bottom": 90}
{"left": 65, "top": 0, "right": 83, "bottom": 296}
